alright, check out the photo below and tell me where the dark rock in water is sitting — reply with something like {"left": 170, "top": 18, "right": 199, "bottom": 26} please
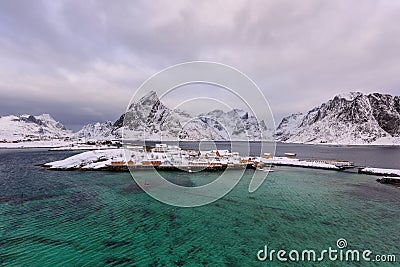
{"left": 104, "top": 257, "right": 132, "bottom": 266}
{"left": 0, "top": 193, "right": 61, "bottom": 205}
{"left": 174, "top": 257, "right": 185, "bottom": 266}
{"left": 66, "top": 191, "right": 99, "bottom": 209}
{"left": 376, "top": 177, "right": 400, "bottom": 185}
{"left": 120, "top": 183, "right": 144, "bottom": 194}
{"left": 168, "top": 213, "right": 177, "bottom": 222}
{"left": 103, "top": 240, "right": 131, "bottom": 248}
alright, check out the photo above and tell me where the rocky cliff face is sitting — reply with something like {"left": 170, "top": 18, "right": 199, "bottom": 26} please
{"left": 113, "top": 91, "right": 187, "bottom": 140}
{"left": 368, "top": 93, "right": 400, "bottom": 137}
{"left": 276, "top": 92, "right": 400, "bottom": 145}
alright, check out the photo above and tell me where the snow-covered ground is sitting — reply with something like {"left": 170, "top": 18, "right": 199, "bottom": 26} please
{"left": 44, "top": 146, "right": 400, "bottom": 177}
{"left": 44, "top": 148, "right": 240, "bottom": 170}
{"left": 0, "top": 140, "right": 75, "bottom": 149}
{"left": 261, "top": 157, "right": 340, "bottom": 170}
{"left": 44, "top": 147, "right": 344, "bottom": 171}
{"left": 361, "top": 167, "right": 400, "bottom": 177}
{"left": 49, "top": 145, "right": 114, "bottom": 151}
{"left": 44, "top": 149, "right": 125, "bottom": 169}
{"left": 279, "top": 137, "right": 400, "bottom": 146}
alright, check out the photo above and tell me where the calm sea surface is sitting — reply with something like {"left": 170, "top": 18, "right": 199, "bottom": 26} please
{"left": 0, "top": 144, "right": 399, "bottom": 266}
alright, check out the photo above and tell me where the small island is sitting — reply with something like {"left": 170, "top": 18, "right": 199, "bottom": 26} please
{"left": 44, "top": 143, "right": 353, "bottom": 171}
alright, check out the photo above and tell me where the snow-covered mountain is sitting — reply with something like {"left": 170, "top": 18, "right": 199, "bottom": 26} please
{"left": 100, "top": 91, "right": 271, "bottom": 141}
{"left": 113, "top": 91, "right": 184, "bottom": 140}
{"left": 276, "top": 92, "right": 400, "bottom": 145}
{"left": 74, "top": 121, "right": 114, "bottom": 140}
{"left": 3, "top": 91, "right": 399, "bottom": 145}
{"left": 0, "top": 114, "right": 72, "bottom": 141}
{"left": 182, "top": 109, "right": 269, "bottom": 140}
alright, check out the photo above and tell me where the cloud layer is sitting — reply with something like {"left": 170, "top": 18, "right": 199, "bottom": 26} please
{"left": 0, "top": 0, "right": 399, "bottom": 130}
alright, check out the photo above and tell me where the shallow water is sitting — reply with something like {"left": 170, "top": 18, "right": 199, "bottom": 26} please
{"left": 0, "top": 148, "right": 399, "bottom": 266}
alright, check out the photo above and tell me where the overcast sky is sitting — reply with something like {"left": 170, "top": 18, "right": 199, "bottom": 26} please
{"left": 0, "top": 0, "right": 399, "bottom": 130}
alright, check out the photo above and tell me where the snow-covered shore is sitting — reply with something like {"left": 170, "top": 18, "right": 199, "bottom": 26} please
{"left": 360, "top": 167, "right": 400, "bottom": 177}
{"left": 2, "top": 140, "right": 400, "bottom": 149}
{"left": 44, "top": 149, "right": 125, "bottom": 170}
{"left": 44, "top": 148, "right": 343, "bottom": 171}
{"left": 261, "top": 157, "right": 340, "bottom": 170}
{"left": 49, "top": 145, "right": 114, "bottom": 151}
{"left": 0, "top": 140, "right": 75, "bottom": 149}
{"left": 42, "top": 145, "right": 399, "bottom": 175}
{"left": 0, "top": 140, "right": 117, "bottom": 150}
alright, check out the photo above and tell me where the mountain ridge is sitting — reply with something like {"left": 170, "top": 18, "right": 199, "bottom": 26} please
{"left": 276, "top": 92, "right": 400, "bottom": 145}
{"left": 113, "top": 91, "right": 271, "bottom": 141}
{"left": 0, "top": 113, "right": 72, "bottom": 141}
{"left": 2, "top": 91, "right": 399, "bottom": 145}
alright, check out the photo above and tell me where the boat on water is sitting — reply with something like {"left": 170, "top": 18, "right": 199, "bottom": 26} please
{"left": 256, "top": 165, "right": 274, "bottom": 172}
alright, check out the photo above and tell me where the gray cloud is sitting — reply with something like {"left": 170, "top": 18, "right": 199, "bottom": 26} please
{"left": 0, "top": 0, "right": 399, "bottom": 130}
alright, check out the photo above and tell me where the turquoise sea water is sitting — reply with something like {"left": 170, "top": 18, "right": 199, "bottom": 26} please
{"left": 0, "top": 149, "right": 399, "bottom": 266}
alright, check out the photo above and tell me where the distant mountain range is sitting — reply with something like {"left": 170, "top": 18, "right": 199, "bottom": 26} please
{"left": 74, "top": 121, "right": 115, "bottom": 140}
{"left": 276, "top": 92, "right": 400, "bottom": 145}
{"left": 0, "top": 114, "right": 72, "bottom": 141}
{"left": 78, "top": 91, "right": 271, "bottom": 141}
{"left": 1, "top": 91, "right": 399, "bottom": 145}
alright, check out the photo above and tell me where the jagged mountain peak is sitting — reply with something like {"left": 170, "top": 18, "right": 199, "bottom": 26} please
{"left": 229, "top": 109, "right": 248, "bottom": 119}
{"left": 202, "top": 109, "right": 225, "bottom": 117}
{"left": 86, "top": 91, "right": 271, "bottom": 141}
{"left": 335, "top": 91, "right": 363, "bottom": 101}
{"left": 127, "top": 90, "right": 160, "bottom": 111}
{"left": 139, "top": 90, "right": 158, "bottom": 103}
{"left": 34, "top": 113, "right": 54, "bottom": 121}
{"left": 172, "top": 108, "right": 191, "bottom": 117}
{"left": 11, "top": 113, "right": 66, "bottom": 129}
{"left": 276, "top": 92, "right": 400, "bottom": 145}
